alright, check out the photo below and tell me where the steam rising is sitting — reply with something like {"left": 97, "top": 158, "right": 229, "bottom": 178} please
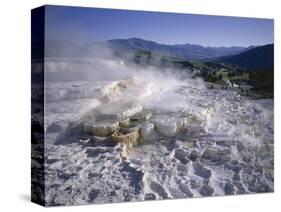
{"left": 45, "top": 44, "right": 206, "bottom": 99}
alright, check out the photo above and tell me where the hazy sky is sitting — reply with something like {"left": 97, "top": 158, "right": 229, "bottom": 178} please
{"left": 45, "top": 5, "right": 274, "bottom": 47}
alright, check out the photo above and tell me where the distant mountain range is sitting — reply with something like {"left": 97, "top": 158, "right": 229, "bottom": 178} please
{"left": 215, "top": 44, "right": 274, "bottom": 70}
{"left": 41, "top": 38, "right": 273, "bottom": 71}
{"left": 41, "top": 38, "right": 254, "bottom": 60}
{"left": 102, "top": 38, "right": 255, "bottom": 60}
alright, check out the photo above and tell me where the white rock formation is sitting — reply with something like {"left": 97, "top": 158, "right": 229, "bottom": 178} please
{"left": 152, "top": 115, "right": 187, "bottom": 137}
{"left": 140, "top": 122, "right": 155, "bottom": 141}
{"left": 43, "top": 71, "right": 273, "bottom": 206}
{"left": 111, "top": 127, "right": 140, "bottom": 148}
{"left": 84, "top": 119, "right": 119, "bottom": 137}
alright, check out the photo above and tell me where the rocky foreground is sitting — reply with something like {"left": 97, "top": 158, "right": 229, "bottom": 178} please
{"left": 40, "top": 76, "right": 273, "bottom": 206}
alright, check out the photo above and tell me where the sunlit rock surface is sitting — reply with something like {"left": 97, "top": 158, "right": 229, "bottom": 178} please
{"left": 43, "top": 74, "right": 274, "bottom": 206}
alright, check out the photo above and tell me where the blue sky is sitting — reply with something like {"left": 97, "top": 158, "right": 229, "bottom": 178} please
{"left": 45, "top": 5, "right": 274, "bottom": 47}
